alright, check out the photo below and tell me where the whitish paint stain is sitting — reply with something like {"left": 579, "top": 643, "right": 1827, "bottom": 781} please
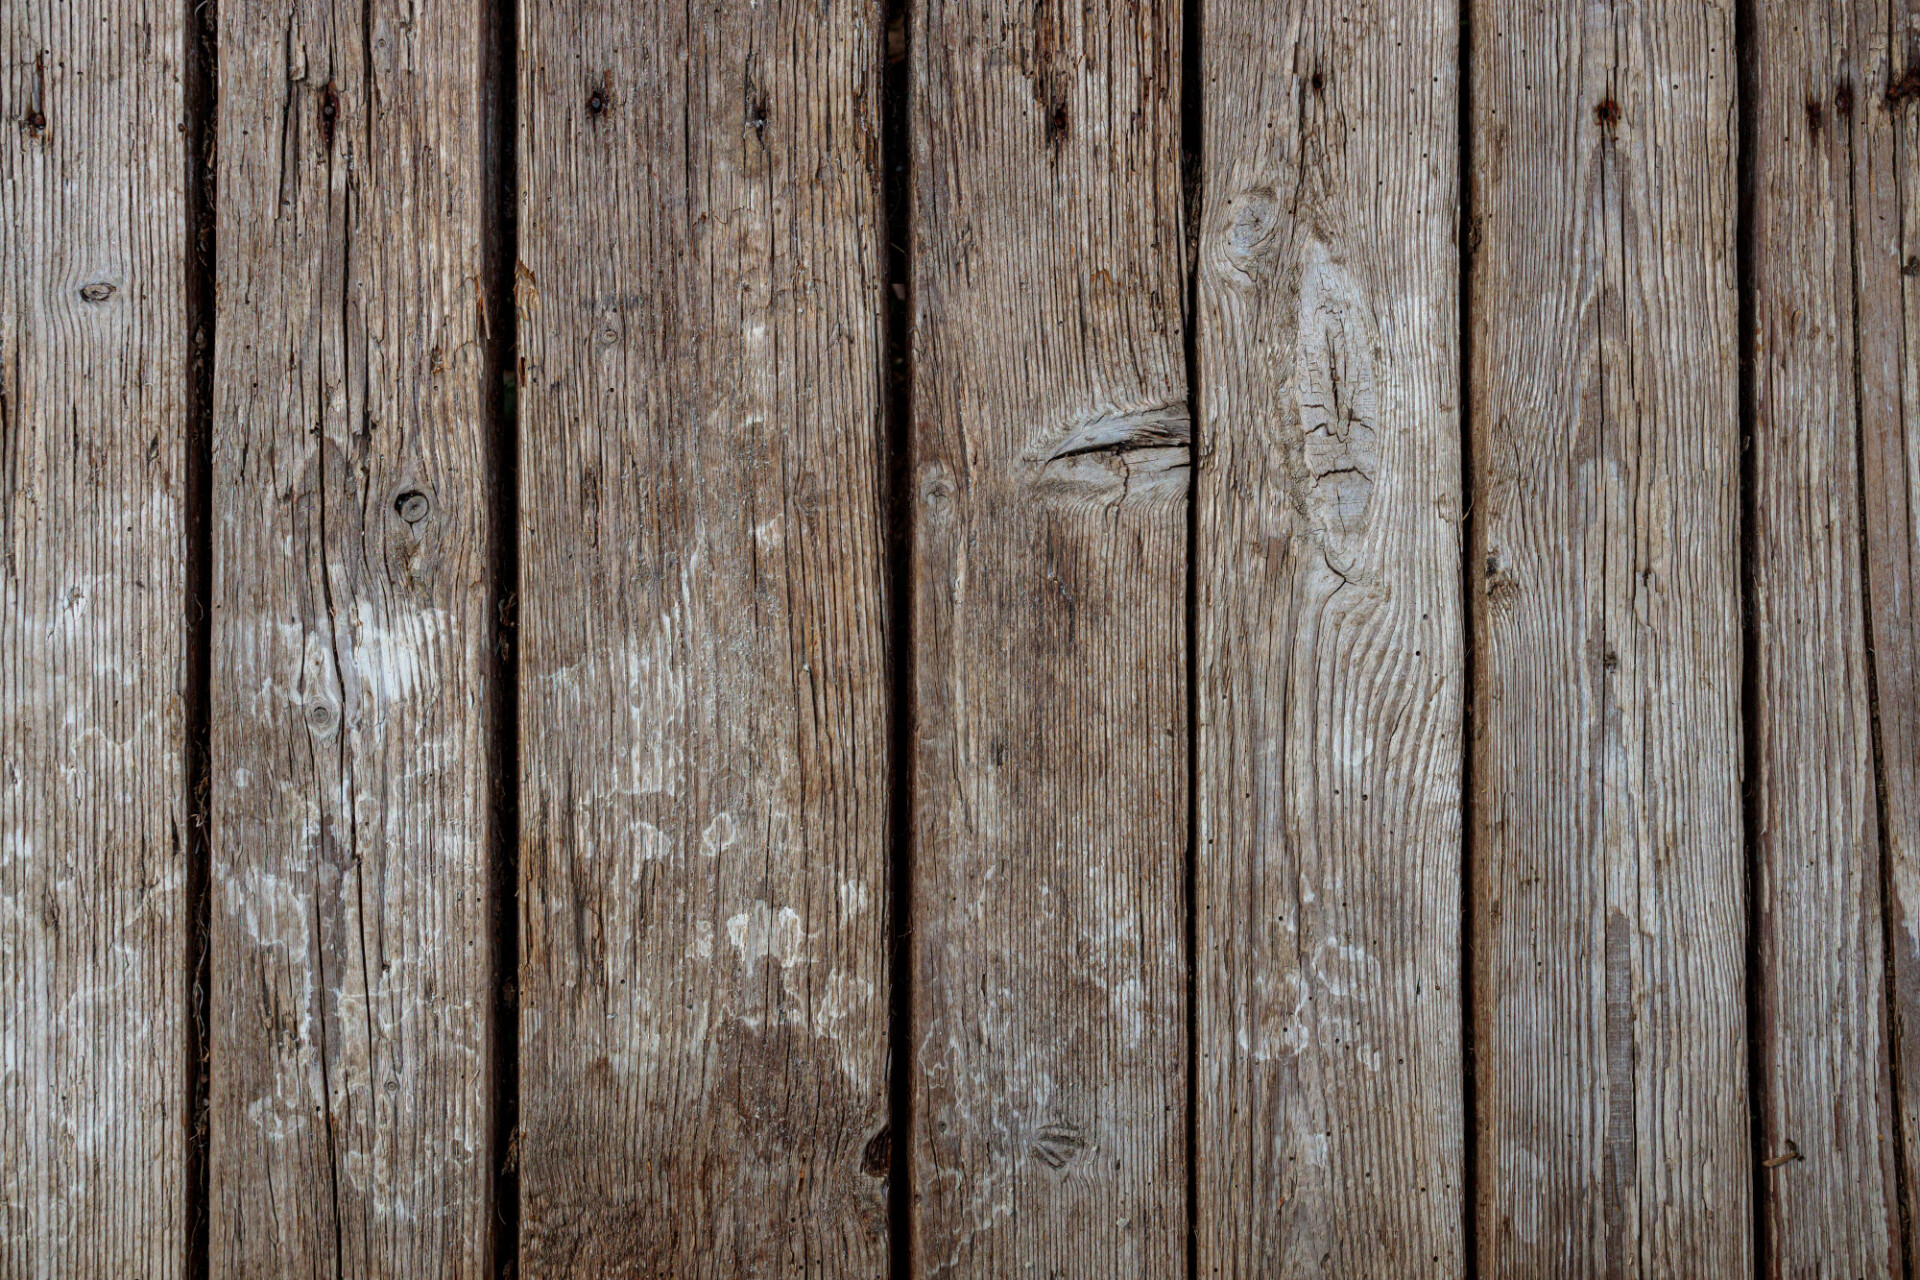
{"left": 725, "top": 901, "right": 809, "bottom": 970}
{"left": 697, "top": 812, "right": 737, "bottom": 858}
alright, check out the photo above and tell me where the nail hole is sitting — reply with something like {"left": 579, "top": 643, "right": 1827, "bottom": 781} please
{"left": 395, "top": 489, "right": 431, "bottom": 524}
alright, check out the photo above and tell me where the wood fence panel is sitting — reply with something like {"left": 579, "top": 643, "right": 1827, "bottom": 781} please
{"left": 0, "top": 6, "right": 190, "bottom": 1276}
{"left": 208, "top": 0, "right": 498, "bottom": 1273}
{"left": 906, "top": 0, "right": 1188, "bottom": 1273}
{"left": 1853, "top": 4, "right": 1920, "bottom": 1254}
{"left": 1191, "top": 3, "right": 1466, "bottom": 1276}
{"left": 514, "top": 0, "right": 892, "bottom": 1273}
{"left": 1750, "top": 3, "right": 1902, "bottom": 1271}
{"left": 1468, "top": 2, "right": 1749, "bottom": 1273}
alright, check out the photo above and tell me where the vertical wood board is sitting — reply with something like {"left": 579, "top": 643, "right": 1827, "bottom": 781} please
{"left": 514, "top": 0, "right": 893, "bottom": 1272}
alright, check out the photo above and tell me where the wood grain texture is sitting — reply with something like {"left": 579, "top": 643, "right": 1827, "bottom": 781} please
{"left": 1853, "top": 1, "right": 1920, "bottom": 1255}
{"left": 1750, "top": 2, "right": 1902, "bottom": 1271}
{"left": 0, "top": 6, "right": 190, "bottom": 1277}
{"left": 907, "top": 0, "right": 1188, "bottom": 1271}
{"left": 1191, "top": 2, "right": 1465, "bottom": 1274}
{"left": 1468, "top": 2, "right": 1750, "bottom": 1272}
{"left": 514, "top": 0, "right": 891, "bottom": 1273}
{"left": 208, "top": 0, "right": 497, "bottom": 1273}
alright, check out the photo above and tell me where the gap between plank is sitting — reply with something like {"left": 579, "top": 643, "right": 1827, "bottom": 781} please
{"left": 1733, "top": 0, "right": 1765, "bottom": 1271}
{"left": 183, "top": 0, "right": 217, "bottom": 1275}
{"left": 882, "top": 0, "right": 915, "bottom": 1271}
{"left": 482, "top": 0, "right": 522, "bottom": 1268}
{"left": 1455, "top": 0, "right": 1480, "bottom": 1273}
{"left": 1178, "top": 0, "right": 1201, "bottom": 1265}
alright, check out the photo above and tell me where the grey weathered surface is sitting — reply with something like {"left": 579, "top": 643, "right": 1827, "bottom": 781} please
{"left": 0, "top": 7, "right": 190, "bottom": 1277}
{"left": 1468, "top": 1, "right": 1750, "bottom": 1272}
{"left": 514, "top": 0, "right": 891, "bottom": 1272}
{"left": 1853, "top": 4, "right": 1920, "bottom": 1255}
{"left": 907, "top": 0, "right": 1188, "bottom": 1271}
{"left": 1750, "top": 3, "right": 1902, "bottom": 1271}
{"left": 1191, "top": 3, "right": 1465, "bottom": 1275}
{"left": 208, "top": 0, "right": 497, "bottom": 1273}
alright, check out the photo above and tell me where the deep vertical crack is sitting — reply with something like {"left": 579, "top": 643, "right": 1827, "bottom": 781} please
{"left": 182, "top": 0, "right": 217, "bottom": 1274}
{"left": 882, "top": 0, "right": 915, "bottom": 1273}
{"left": 482, "top": 0, "right": 522, "bottom": 1269}
{"left": 1456, "top": 0, "right": 1480, "bottom": 1273}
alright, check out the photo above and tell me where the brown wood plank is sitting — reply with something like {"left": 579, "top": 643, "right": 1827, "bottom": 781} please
{"left": 1191, "top": 3, "right": 1466, "bottom": 1274}
{"left": 513, "top": 0, "right": 891, "bottom": 1272}
{"left": 1853, "top": 4, "right": 1920, "bottom": 1256}
{"left": 208, "top": 1, "right": 498, "bottom": 1273}
{"left": 1468, "top": 2, "right": 1750, "bottom": 1272}
{"left": 906, "top": 0, "right": 1188, "bottom": 1270}
{"left": 0, "top": 6, "right": 191, "bottom": 1275}
{"left": 1750, "top": 2, "right": 1903, "bottom": 1271}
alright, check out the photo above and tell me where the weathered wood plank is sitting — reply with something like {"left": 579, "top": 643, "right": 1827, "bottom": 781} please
{"left": 1468, "top": 2, "right": 1750, "bottom": 1271}
{"left": 906, "top": 0, "right": 1188, "bottom": 1270}
{"left": 1750, "top": 2, "right": 1902, "bottom": 1270}
{"left": 0, "top": 7, "right": 190, "bottom": 1277}
{"left": 1853, "top": 4, "right": 1920, "bottom": 1255}
{"left": 514, "top": 0, "right": 891, "bottom": 1272}
{"left": 1191, "top": 3, "right": 1465, "bottom": 1274}
{"left": 208, "top": 1, "right": 497, "bottom": 1273}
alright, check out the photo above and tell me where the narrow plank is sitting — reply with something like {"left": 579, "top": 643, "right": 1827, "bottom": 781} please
{"left": 1750, "top": 2, "right": 1902, "bottom": 1270}
{"left": 1191, "top": 2, "right": 1465, "bottom": 1274}
{"left": 0, "top": 7, "right": 190, "bottom": 1276}
{"left": 1854, "top": 4, "right": 1920, "bottom": 1253}
{"left": 514, "top": 0, "right": 891, "bottom": 1271}
{"left": 1468, "top": 1, "right": 1749, "bottom": 1271}
{"left": 208, "top": 0, "right": 497, "bottom": 1272}
{"left": 907, "top": 0, "right": 1187, "bottom": 1269}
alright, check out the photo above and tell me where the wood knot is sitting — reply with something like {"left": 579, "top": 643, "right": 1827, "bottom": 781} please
{"left": 1031, "top": 1120, "right": 1087, "bottom": 1169}
{"left": 79, "top": 282, "right": 116, "bottom": 303}
{"left": 1024, "top": 402, "right": 1190, "bottom": 505}
{"left": 1218, "top": 187, "right": 1282, "bottom": 281}
{"left": 1888, "top": 67, "right": 1920, "bottom": 108}
{"left": 394, "top": 489, "right": 431, "bottom": 524}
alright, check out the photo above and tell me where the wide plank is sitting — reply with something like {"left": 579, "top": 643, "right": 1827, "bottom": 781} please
{"left": 208, "top": 0, "right": 499, "bottom": 1272}
{"left": 906, "top": 0, "right": 1189, "bottom": 1270}
{"left": 513, "top": 0, "right": 892, "bottom": 1272}
{"left": 1750, "top": 2, "right": 1902, "bottom": 1270}
{"left": 0, "top": 6, "right": 191, "bottom": 1276}
{"left": 1191, "top": 2, "right": 1466, "bottom": 1274}
{"left": 1468, "top": 2, "right": 1750, "bottom": 1272}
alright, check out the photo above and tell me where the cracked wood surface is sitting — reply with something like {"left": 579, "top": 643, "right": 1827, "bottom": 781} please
{"left": 1469, "top": 2, "right": 1751, "bottom": 1273}
{"left": 1750, "top": 1, "right": 1909, "bottom": 1271}
{"left": 906, "top": 0, "right": 1189, "bottom": 1271}
{"left": 0, "top": 4, "right": 191, "bottom": 1276}
{"left": 1857, "top": 2, "right": 1920, "bottom": 1264}
{"left": 208, "top": 0, "right": 498, "bottom": 1273}
{"left": 1192, "top": 2, "right": 1467, "bottom": 1275}
{"left": 513, "top": 0, "right": 892, "bottom": 1273}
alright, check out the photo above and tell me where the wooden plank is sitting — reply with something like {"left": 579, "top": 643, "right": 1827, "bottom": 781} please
{"left": 1191, "top": 3, "right": 1465, "bottom": 1274}
{"left": 906, "top": 0, "right": 1187, "bottom": 1270}
{"left": 1468, "top": 2, "right": 1749, "bottom": 1272}
{"left": 1853, "top": 5, "right": 1920, "bottom": 1255}
{"left": 513, "top": 0, "right": 891, "bottom": 1272}
{"left": 207, "top": 0, "right": 498, "bottom": 1273}
{"left": 1750, "top": 2, "right": 1903, "bottom": 1270}
{"left": 0, "top": 6, "right": 190, "bottom": 1276}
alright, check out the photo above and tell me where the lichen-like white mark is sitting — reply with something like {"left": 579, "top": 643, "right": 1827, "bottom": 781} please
{"left": 698, "top": 812, "right": 737, "bottom": 859}
{"left": 725, "top": 900, "right": 809, "bottom": 970}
